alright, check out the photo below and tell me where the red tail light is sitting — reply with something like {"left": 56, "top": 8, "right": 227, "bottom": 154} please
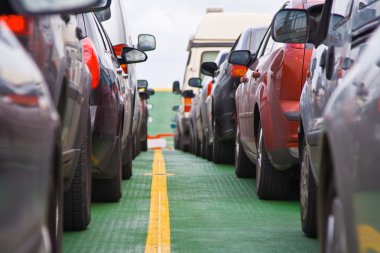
{"left": 288, "top": 44, "right": 305, "bottom": 49}
{"left": 82, "top": 37, "right": 100, "bottom": 90}
{"left": 207, "top": 81, "right": 213, "bottom": 97}
{"left": 230, "top": 65, "right": 248, "bottom": 77}
{"left": 184, "top": 97, "right": 192, "bottom": 112}
{"left": 113, "top": 44, "right": 128, "bottom": 73}
{"left": 0, "top": 15, "right": 30, "bottom": 36}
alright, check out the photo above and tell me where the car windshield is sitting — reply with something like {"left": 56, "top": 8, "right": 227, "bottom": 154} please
{"left": 353, "top": 0, "right": 380, "bottom": 30}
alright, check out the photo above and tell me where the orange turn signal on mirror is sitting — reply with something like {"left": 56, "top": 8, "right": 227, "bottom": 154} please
{"left": 231, "top": 65, "right": 248, "bottom": 77}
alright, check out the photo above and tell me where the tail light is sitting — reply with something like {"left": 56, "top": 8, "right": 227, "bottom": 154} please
{"left": 113, "top": 44, "right": 128, "bottom": 73}
{"left": 207, "top": 80, "right": 213, "bottom": 97}
{"left": 230, "top": 65, "right": 248, "bottom": 77}
{"left": 184, "top": 97, "right": 192, "bottom": 112}
{"left": 287, "top": 44, "right": 305, "bottom": 49}
{"left": 0, "top": 15, "right": 30, "bottom": 36}
{"left": 82, "top": 37, "right": 100, "bottom": 90}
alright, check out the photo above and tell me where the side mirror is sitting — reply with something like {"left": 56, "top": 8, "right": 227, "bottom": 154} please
{"left": 10, "top": 0, "right": 110, "bottom": 15}
{"left": 146, "top": 88, "right": 155, "bottom": 96}
{"left": 138, "top": 34, "right": 156, "bottom": 52}
{"left": 271, "top": 9, "right": 309, "bottom": 43}
{"left": 181, "top": 90, "right": 195, "bottom": 99}
{"left": 170, "top": 123, "right": 177, "bottom": 129}
{"left": 139, "top": 91, "right": 149, "bottom": 100}
{"left": 172, "top": 81, "right": 180, "bottom": 94}
{"left": 121, "top": 47, "right": 148, "bottom": 64}
{"left": 200, "top": 62, "right": 218, "bottom": 77}
{"left": 137, "top": 79, "right": 148, "bottom": 89}
{"left": 172, "top": 105, "right": 179, "bottom": 111}
{"left": 228, "top": 50, "right": 255, "bottom": 67}
{"left": 188, "top": 77, "right": 202, "bottom": 88}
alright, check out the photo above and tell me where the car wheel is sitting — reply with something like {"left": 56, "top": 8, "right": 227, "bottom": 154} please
{"left": 201, "top": 134, "right": 207, "bottom": 159}
{"left": 64, "top": 113, "right": 92, "bottom": 230}
{"left": 256, "top": 123, "right": 290, "bottom": 200}
{"left": 235, "top": 127, "right": 255, "bottom": 178}
{"left": 323, "top": 179, "right": 347, "bottom": 253}
{"left": 300, "top": 139, "right": 317, "bottom": 238}
{"left": 195, "top": 136, "right": 201, "bottom": 157}
{"left": 49, "top": 145, "right": 63, "bottom": 253}
{"left": 92, "top": 138, "right": 122, "bottom": 202}
{"left": 174, "top": 134, "right": 180, "bottom": 150}
{"left": 212, "top": 123, "right": 234, "bottom": 164}
{"left": 180, "top": 132, "right": 189, "bottom": 152}
{"left": 122, "top": 136, "right": 133, "bottom": 180}
{"left": 132, "top": 133, "right": 137, "bottom": 159}
{"left": 141, "top": 139, "right": 148, "bottom": 151}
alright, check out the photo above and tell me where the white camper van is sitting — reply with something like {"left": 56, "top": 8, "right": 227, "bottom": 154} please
{"left": 173, "top": 9, "right": 271, "bottom": 151}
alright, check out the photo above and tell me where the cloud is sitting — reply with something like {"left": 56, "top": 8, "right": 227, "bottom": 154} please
{"left": 126, "top": 0, "right": 284, "bottom": 88}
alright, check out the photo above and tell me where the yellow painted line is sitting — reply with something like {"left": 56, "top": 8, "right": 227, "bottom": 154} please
{"left": 145, "top": 150, "right": 171, "bottom": 253}
{"left": 358, "top": 224, "right": 380, "bottom": 253}
{"left": 154, "top": 88, "right": 172, "bottom": 92}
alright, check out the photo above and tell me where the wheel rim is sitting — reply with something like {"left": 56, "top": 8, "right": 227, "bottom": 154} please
{"left": 325, "top": 196, "right": 346, "bottom": 253}
{"left": 300, "top": 145, "right": 309, "bottom": 221}
{"left": 256, "top": 127, "right": 263, "bottom": 188}
{"left": 235, "top": 128, "right": 240, "bottom": 170}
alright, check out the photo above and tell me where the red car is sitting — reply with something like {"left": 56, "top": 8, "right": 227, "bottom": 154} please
{"left": 230, "top": 0, "right": 324, "bottom": 199}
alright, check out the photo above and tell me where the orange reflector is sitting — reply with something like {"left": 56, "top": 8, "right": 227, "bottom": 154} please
{"left": 231, "top": 65, "right": 248, "bottom": 77}
{"left": 0, "top": 15, "right": 30, "bottom": 36}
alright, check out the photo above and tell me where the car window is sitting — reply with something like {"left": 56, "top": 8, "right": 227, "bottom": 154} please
{"left": 257, "top": 28, "right": 271, "bottom": 57}
{"left": 92, "top": 13, "right": 111, "bottom": 52}
{"left": 330, "top": 0, "right": 353, "bottom": 30}
{"left": 250, "top": 28, "right": 267, "bottom": 53}
{"left": 353, "top": 0, "right": 380, "bottom": 31}
{"left": 235, "top": 31, "right": 251, "bottom": 51}
{"left": 230, "top": 35, "right": 241, "bottom": 51}
{"left": 200, "top": 51, "right": 219, "bottom": 79}
{"left": 263, "top": 33, "right": 276, "bottom": 56}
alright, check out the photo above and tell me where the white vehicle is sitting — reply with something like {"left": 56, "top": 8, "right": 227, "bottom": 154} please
{"left": 173, "top": 9, "right": 271, "bottom": 151}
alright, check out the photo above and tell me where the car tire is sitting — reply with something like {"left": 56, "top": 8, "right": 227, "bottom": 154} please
{"left": 122, "top": 137, "right": 133, "bottom": 180}
{"left": 300, "top": 139, "right": 317, "bottom": 238}
{"left": 64, "top": 113, "right": 92, "bottom": 230}
{"left": 174, "top": 133, "right": 180, "bottom": 150}
{"left": 235, "top": 128, "right": 255, "bottom": 178}
{"left": 201, "top": 135, "right": 207, "bottom": 159}
{"left": 92, "top": 138, "right": 122, "bottom": 202}
{"left": 256, "top": 123, "right": 290, "bottom": 200}
{"left": 49, "top": 145, "right": 63, "bottom": 253}
{"left": 195, "top": 136, "right": 201, "bottom": 157}
{"left": 212, "top": 123, "right": 234, "bottom": 164}
{"left": 206, "top": 142, "right": 213, "bottom": 161}
{"left": 141, "top": 139, "right": 148, "bottom": 151}
{"left": 180, "top": 132, "right": 189, "bottom": 152}
{"left": 322, "top": 178, "right": 347, "bottom": 253}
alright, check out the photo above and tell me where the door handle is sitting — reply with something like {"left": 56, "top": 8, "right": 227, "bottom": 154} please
{"left": 116, "top": 68, "right": 123, "bottom": 75}
{"left": 252, "top": 71, "right": 261, "bottom": 79}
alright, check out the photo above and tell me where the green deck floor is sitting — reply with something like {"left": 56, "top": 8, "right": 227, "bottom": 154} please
{"left": 63, "top": 91, "right": 318, "bottom": 252}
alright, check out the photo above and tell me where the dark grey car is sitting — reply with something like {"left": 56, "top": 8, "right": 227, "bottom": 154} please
{"left": 271, "top": 0, "right": 380, "bottom": 240}
{"left": 201, "top": 27, "right": 267, "bottom": 164}
{"left": 320, "top": 23, "right": 380, "bottom": 253}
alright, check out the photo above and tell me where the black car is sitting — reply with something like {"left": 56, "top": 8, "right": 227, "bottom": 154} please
{"left": 201, "top": 26, "right": 267, "bottom": 164}
{"left": 77, "top": 12, "right": 147, "bottom": 201}
{"left": 271, "top": 0, "right": 380, "bottom": 239}
{"left": 0, "top": 0, "right": 104, "bottom": 251}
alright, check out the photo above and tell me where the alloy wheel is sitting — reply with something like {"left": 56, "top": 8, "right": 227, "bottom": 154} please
{"left": 300, "top": 145, "right": 309, "bottom": 221}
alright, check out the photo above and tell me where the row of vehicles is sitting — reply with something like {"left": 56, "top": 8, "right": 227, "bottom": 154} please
{"left": 0, "top": 0, "right": 155, "bottom": 252}
{"left": 173, "top": 0, "right": 380, "bottom": 252}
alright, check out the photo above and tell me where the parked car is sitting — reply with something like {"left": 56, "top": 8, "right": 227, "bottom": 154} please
{"left": 1, "top": 0, "right": 110, "bottom": 240}
{"left": 270, "top": 0, "right": 380, "bottom": 238}
{"left": 188, "top": 51, "right": 229, "bottom": 159}
{"left": 173, "top": 9, "right": 271, "bottom": 153}
{"left": 77, "top": 12, "right": 147, "bottom": 201}
{"left": 229, "top": 0, "right": 325, "bottom": 199}
{"left": 201, "top": 26, "right": 268, "bottom": 164}
{"left": 96, "top": 0, "right": 156, "bottom": 172}
{"left": 319, "top": 23, "right": 380, "bottom": 253}
{"left": 0, "top": 0, "right": 104, "bottom": 251}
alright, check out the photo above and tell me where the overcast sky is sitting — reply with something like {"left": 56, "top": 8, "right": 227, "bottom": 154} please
{"left": 126, "top": 0, "right": 284, "bottom": 88}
